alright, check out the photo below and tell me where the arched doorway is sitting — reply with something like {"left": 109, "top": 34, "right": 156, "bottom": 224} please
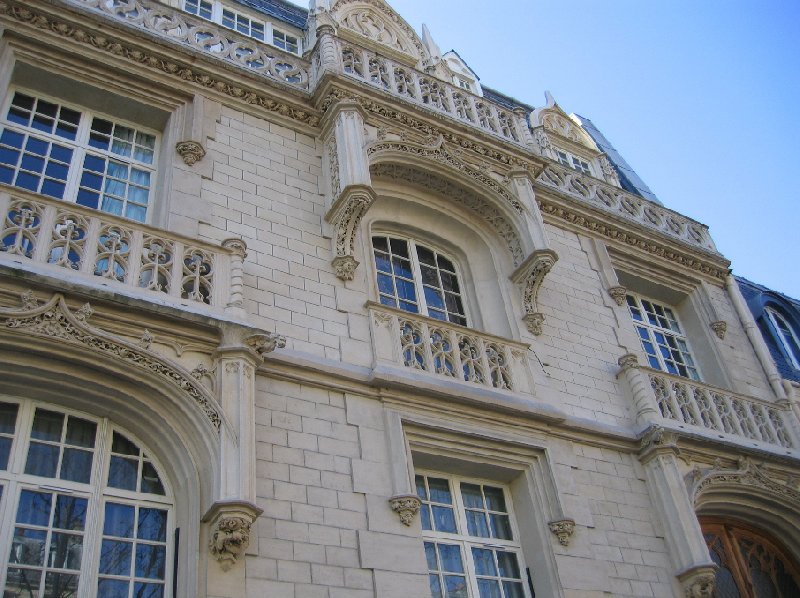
{"left": 701, "top": 517, "right": 800, "bottom": 597}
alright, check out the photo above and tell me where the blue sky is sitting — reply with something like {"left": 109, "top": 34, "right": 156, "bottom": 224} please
{"left": 291, "top": 0, "right": 800, "bottom": 297}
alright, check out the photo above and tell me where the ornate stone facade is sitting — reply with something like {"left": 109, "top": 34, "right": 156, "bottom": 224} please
{"left": 0, "top": 1, "right": 797, "bottom": 597}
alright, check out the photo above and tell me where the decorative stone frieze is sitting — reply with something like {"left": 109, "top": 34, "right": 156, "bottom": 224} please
{"left": 608, "top": 285, "right": 627, "bottom": 306}
{"left": 599, "top": 154, "right": 621, "bottom": 186}
{"left": 686, "top": 458, "right": 800, "bottom": 509}
{"left": 175, "top": 140, "right": 206, "bottom": 166}
{"left": 0, "top": 292, "right": 222, "bottom": 429}
{"left": 677, "top": 565, "right": 717, "bottom": 598}
{"left": 326, "top": 185, "right": 376, "bottom": 280}
{"left": 389, "top": 494, "right": 421, "bottom": 526}
{"left": 511, "top": 249, "right": 558, "bottom": 335}
{"left": 548, "top": 518, "right": 576, "bottom": 546}
{"left": 203, "top": 500, "right": 263, "bottom": 572}
{"left": 710, "top": 320, "right": 727, "bottom": 340}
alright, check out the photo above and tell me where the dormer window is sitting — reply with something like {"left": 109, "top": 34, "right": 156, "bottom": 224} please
{"left": 555, "top": 149, "right": 592, "bottom": 176}
{"left": 181, "top": 0, "right": 302, "bottom": 54}
{"left": 457, "top": 78, "right": 472, "bottom": 92}
{"left": 766, "top": 308, "right": 800, "bottom": 369}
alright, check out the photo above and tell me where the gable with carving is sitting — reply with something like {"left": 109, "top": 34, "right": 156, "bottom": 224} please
{"left": 330, "top": 0, "right": 427, "bottom": 63}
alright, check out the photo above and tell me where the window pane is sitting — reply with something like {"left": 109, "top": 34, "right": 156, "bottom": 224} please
{"left": 432, "top": 505, "right": 457, "bottom": 533}
{"left": 138, "top": 508, "right": 168, "bottom": 542}
{"left": 98, "top": 578, "right": 130, "bottom": 598}
{"left": 61, "top": 448, "right": 93, "bottom": 483}
{"left": 461, "top": 483, "right": 483, "bottom": 508}
{"left": 104, "top": 503, "right": 136, "bottom": 538}
{"left": 25, "top": 442, "right": 59, "bottom": 478}
{"left": 11, "top": 528, "right": 47, "bottom": 565}
{"left": 477, "top": 579, "right": 502, "bottom": 598}
{"left": 134, "top": 582, "right": 165, "bottom": 598}
{"left": 473, "top": 549, "right": 497, "bottom": 576}
{"left": 497, "top": 551, "right": 521, "bottom": 578}
{"left": 135, "top": 543, "right": 166, "bottom": 579}
{"left": 490, "top": 514, "right": 512, "bottom": 540}
{"left": 428, "top": 478, "right": 452, "bottom": 504}
{"left": 141, "top": 462, "right": 166, "bottom": 496}
{"left": 466, "top": 510, "right": 490, "bottom": 537}
{"left": 109, "top": 455, "right": 139, "bottom": 490}
{"left": 16, "top": 490, "right": 53, "bottom": 526}
{"left": 438, "top": 544, "right": 465, "bottom": 573}
{"left": 112, "top": 432, "right": 140, "bottom": 456}
{"left": 31, "top": 409, "right": 64, "bottom": 442}
{"left": 53, "top": 495, "right": 87, "bottom": 531}
{"left": 47, "top": 532, "right": 82, "bottom": 570}
{"left": 100, "top": 539, "right": 132, "bottom": 575}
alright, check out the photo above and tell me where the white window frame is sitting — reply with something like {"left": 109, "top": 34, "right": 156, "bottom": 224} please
{"left": 0, "top": 88, "right": 159, "bottom": 223}
{"left": 456, "top": 77, "right": 473, "bottom": 92}
{"left": 182, "top": 0, "right": 303, "bottom": 54}
{"left": 416, "top": 471, "right": 532, "bottom": 598}
{"left": 766, "top": 307, "right": 800, "bottom": 370}
{"left": 0, "top": 398, "right": 174, "bottom": 598}
{"left": 371, "top": 235, "right": 469, "bottom": 327}
{"left": 554, "top": 148, "right": 593, "bottom": 176}
{"left": 625, "top": 292, "right": 701, "bottom": 381}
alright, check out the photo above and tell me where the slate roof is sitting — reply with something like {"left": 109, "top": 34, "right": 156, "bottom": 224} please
{"left": 481, "top": 87, "right": 533, "bottom": 113}
{"left": 231, "top": 0, "right": 308, "bottom": 29}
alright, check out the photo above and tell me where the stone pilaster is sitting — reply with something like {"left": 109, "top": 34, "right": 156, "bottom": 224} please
{"left": 222, "top": 238, "right": 247, "bottom": 317}
{"left": 639, "top": 426, "right": 717, "bottom": 596}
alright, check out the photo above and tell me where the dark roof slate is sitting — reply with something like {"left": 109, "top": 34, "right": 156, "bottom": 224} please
{"left": 481, "top": 87, "right": 533, "bottom": 112}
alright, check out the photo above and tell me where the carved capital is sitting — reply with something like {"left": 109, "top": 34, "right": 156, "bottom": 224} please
{"left": 203, "top": 500, "right": 263, "bottom": 572}
{"left": 245, "top": 332, "right": 286, "bottom": 357}
{"left": 389, "top": 494, "right": 421, "bottom": 526}
{"left": 678, "top": 565, "right": 717, "bottom": 598}
{"left": 175, "top": 140, "right": 206, "bottom": 166}
{"left": 222, "top": 237, "right": 248, "bottom": 259}
{"left": 511, "top": 249, "right": 558, "bottom": 334}
{"left": 548, "top": 518, "right": 576, "bottom": 546}
{"left": 710, "top": 320, "right": 727, "bottom": 340}
{"left": 608, "top": 285, "right": 627, "bottom": 306}
{"left": 617, "top": 352, "right": 640, "bottom": 372}
{"left": 522, "top": 312, "right": 545, "bottom": 336}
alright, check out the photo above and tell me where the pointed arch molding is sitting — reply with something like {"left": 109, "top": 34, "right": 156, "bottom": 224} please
{"left": 369, "top": 162, "right": 525, "bottom": 267}
{"left": 0, "top": 292, "right": 222, "bottom": 430}
{"left": 329, "top": 0, "right": 427, "bottom": 63}
{"left": 686, "top": 458, "right": 800, "bottom": 511}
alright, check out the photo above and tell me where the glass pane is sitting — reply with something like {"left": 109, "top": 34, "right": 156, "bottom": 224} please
{"left": 31, "top": 410, "right": 64, "bottom": 442}
{"left": 444, "top": 575, "right": 469, "bottom": 598}
{"left": 415, "top": 475, "right": 428, "bottom": 500}
{"left": 104, "top": 503, "right": 135, "bottom": 538}
{"left": 61, "top": 448, "right": 93, "bottom": 484}
{"left": 97, "top": 578, "right": 130, "bottom": 598}
{"left": 25, "top": 442, "right": 59, "bottom": 478}
{"left": 48, "top": 532, "right": 82, "bottom": 570}
{"left": 138, "top": 508, "right": 167, "bottom": 542}
{"left": 432, "top": 505, "right": 457, "bottom": 533}
{"left": 424, "top": 542, "right": 438, "bottom": 570}
{"left": 11, "top": 528, "right": 47, "bottom": 565}
{"left": 483, "top": 486, "right": 507, "bottom": 512}
{"left": 460, "top": 483, "right": 484, "bottom": 509}
{"left": 16, "top": 490, "right": 52, "bottom": 526}
{"left": 108, "top": 455, "right": 139, "bottom": 490}
{"left": 427, "top": 478, "right": 452, "bottom": 504}
{"left": 466, "top": 510, "right": 490, "bottom": 537}
{"left": 437, "top": 544, "right": 464, "bottom": 573}
{"left": 100, "top": 539, "right": 132, "bottom": 575}
{"left": 503, "top": 581, "right": 525, "bottom": 598}
{"left": 43, "top": 572, "right": 78, "bottom": 597}
{"left": 135, "top": 544, "right": 166, "bottom": 579}
{"left": 477, "top": 578, "right": 502, "bottom": 598}
{"left": 65, "top": 418, "right": 96, "bottom": 448}
{"left": 134, "top": 582, "right": 165, "bottom": 598}
{"left": 54, "top": 495, "right": 87, "bottom": 531}
{"left": 0, "top": 437, "right": 11, "bottom": 470}
{"left": 112, "top": 432, "right": 140, "bottom": 456}
{"left": 141, "top": 462, "right": 165, "bottom": 495}
{"left": 490, "top": 514, "right": 512, "bottom": 540}
{"left": 497, "top": 551, "right": 521, "bottom": 578}
{"left": 420, "top": 504, "right": 432, "bottom": 531}
{"left": 472, "top": 547, "right": 497, "bottom": 576}
{"left": 429, "top": 574, "right": 443, "bottom": 598}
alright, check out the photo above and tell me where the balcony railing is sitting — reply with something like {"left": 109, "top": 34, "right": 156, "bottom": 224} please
{"left": 338, "top": 41, "right": 529, "bottom": 146}
{"left": 71, "top": 0, "right": 310, "bottom": 90}
{"left": 536, "top": 164, "right": 718, "bottom": 253}
{"left": 368, "top": 303, "right": 535, "bottom": 395}
{"left": 0, "top": 189, "right": 242, "bottom": 310}
{"left": 648, "top": 370, "right": 796, "bottom": 449}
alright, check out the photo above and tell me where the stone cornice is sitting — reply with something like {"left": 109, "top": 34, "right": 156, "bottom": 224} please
{"left": 536, "top": 193, "right": 731, "bottom": 284}
{"left": 0, "top": 0, "right": 322, "bottom": 129}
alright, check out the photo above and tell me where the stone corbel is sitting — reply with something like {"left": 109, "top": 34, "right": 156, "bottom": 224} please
{"left": 326, "top": 185, "right": 376, "bottom": 280}
{"left": 203, "top": 500, "right": 263, "bottom": 571}
{"left": 710, "top": 320, "right": 727, "bottom": 340}
{"left": 245, "top": 332, "right": 287, "bottom": 357}
{"left": 548, "top": 518, "right": 576, "bottom": 546}
{"left": 608, "top": 285, "right": 627, "bottom": 306}
{"left": 677, "top": 565, "right": 717, "bottom": 598}
{"left": 175, "top": 140, "right": 206, "bottom": 165}
{"left": 511, "top": 249, "right": 558, "bottom": 335}
{"left": 389, "top": 494, "right": 421, "bottom": 526}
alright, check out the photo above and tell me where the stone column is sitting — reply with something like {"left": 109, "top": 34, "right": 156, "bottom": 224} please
{"left": 323, "top": 101, "right": 375, "bottom": 280}
{"left": 617, "top": 353, "right": 661, "bottom": 425}
{"left": 639, "top": 427, "right": 717, "bottom": 597}
{"left": 205, "top": 324, "right": 285, "bottom": 581}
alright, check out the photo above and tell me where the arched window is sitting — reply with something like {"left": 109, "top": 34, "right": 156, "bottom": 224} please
{"left": 702, "top": 517, "right": 800, "bottom": 597}
{"left": 0, "top": 398, "right": 173, "bottom": 597}
{"left": 371, "top": 235, "right": 467, "bottom": 326}
{"left": 765, "top": 307, "right": 800, "bottom": 370}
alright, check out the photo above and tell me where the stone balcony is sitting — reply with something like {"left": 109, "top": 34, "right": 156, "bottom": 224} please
{"left": 368, "top": 302, "right": 535, "bottom": 396}
{"left": 336, "top": 40, "right": 530, "bottom": 147}
{"left": 70, "top": 0, "right": 311, "bottom": 91}
{"left": 0, "top": 188, "right": 247, "bottom": 314}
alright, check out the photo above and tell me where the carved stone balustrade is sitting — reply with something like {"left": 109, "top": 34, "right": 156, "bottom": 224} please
{"left": 338, "top": 41, "right": 528, "bottom": 146}
{"left": 368, "top": 302, "right": 534, "bottom": 395}
{"left": 70, "top": 0, "right": 310, "bottom": 91}
{"left": 647, "top": 369, "right": 798, "bottom": 450}
{"left": 536, "top": 164, "right": 718, "bottom": 253}
{"left": 0, "top": 188, "right": 244, "bottom": 312}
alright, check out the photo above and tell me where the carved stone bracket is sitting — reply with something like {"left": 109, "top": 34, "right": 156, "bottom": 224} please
{"left": 388, "top": 494, "right": 421, "bottom": 526}
{"left": 511, "top": 249, "right": 558, "bottom": 335}
{"left": 326, "top": 185, "right": 376, "bottom": 280}
{"left": 608, "top": 285, "right": 627, "bottom": 306}
{"left": 203, "top": 500, "right": 263, "bottom": 571}
{"left": 245, "top": 332, "right": 287, "bottom": 358}
{"left": 176, "top": 140, "right": 206, "bottom": 165}
{"left": 677, "top": 565, "right": 717, "bottom": 598}
{"left": 710, "top": 320, "right": 727, "bottom": 340}
{"left": 548, "top": 518, "right": 576, "bottom": 546}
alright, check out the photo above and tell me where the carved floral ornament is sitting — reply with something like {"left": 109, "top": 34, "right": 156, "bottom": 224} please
{"left": 327, "top": 185, "right": 376, "bottom": 280}
{"left": 0, "top": 0, "right": 320, "bottom": 128}
{"left": 548, "top": 518, "right": 576, "bottom": 546}
{"left": 511, "top": 249, "right": 559, "bottom": 336}
{"left": 608, "top": 285, "right": 627, "bottom": 306}
{"left": 203, "top": 500, "right": 263, "bottom": 571}
{"left": 175, "top": 140, "right": 206, "bottom": 166}
{"left": 0, "top": 292, "right": 223, "bottom": 429}
{"left": 710, "top": 320, "right": 727, "bottom": 340}
{"left": 678, "top": 565, "right": 717, "bottom": 598}
{"left": 389, "top": 494, "right": 421, "bottom": 526}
